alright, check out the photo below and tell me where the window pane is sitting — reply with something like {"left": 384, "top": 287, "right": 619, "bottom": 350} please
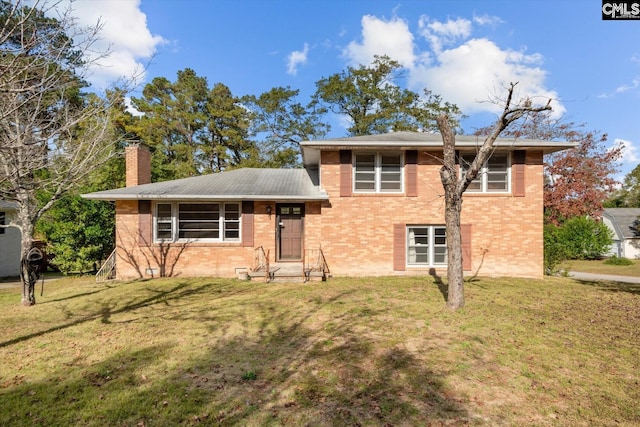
{"left": 434, "top": 228, "right": 446, "bottom": 245}
{"left": 408, "top": 227, "right": 429, "bottom": 265}
{"left": 380, "top": 154, "right": 401, "bottom": 191}
{"left": 156, "top": 204, "right": 173, "bottom": 240}
{"left": 434, "top": 247, "right": 447, "bottom": 264}
{"left": 157, "top": 204, "right": 172, "bottom": 221}
{"left": 178, "top": 203, "right": 219, "bottom": 239}
{"left": 487, "top": 154, "right": 508, "bottom": 191}
{"left": 354, "top": 154, "right": 376, "bottom": 191}
{"left": 413, "top": 247, "right": 429, "bottom": 264}
{"left": 434, "top": 227, "right": 447, "bottom": 264}
{"left": 224, "top": 203, "right": 240, "bottom": 240}
{"left": 461, "top": 155, "right": 482, "bottom": 191}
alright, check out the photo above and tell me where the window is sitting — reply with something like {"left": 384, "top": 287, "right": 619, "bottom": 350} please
{"left": 460, "top": 153, "right": 510, "bottom": 193}
{"left": 407, "top": 225, "right": 447, "bottom": 266}
{"left": 154, "top": 202, "right": 240, "bottom": 242}
{"left": 0, "top": 211, "right": 5, "bottom": 234}
{"left": 354, "top": 152, "right": 402, "bottom": 193}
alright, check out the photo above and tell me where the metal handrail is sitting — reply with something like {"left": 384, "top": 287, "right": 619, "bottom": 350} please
{"left": 95, "top": 249, "right": 116, "bottom": 282}
{"left": 303, "top": 247, "right": 329, "bottom": 281}
{"left": 252, "top": 246, "right": 270, "bottom": 280}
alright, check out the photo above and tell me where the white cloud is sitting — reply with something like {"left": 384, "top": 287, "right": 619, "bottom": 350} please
{"left": 342, "top": 14, "right": 565, "bottom": 118}
{"left": 54, "top": 0, "right": 166, "bottom": 89}
{"left": 343, "top": 15, "right": 416, "bottom": 68}
{"left": 287, "top": 43, "right": 309, "bottom": 76}
{"left": 615, "top": 77, "right": 640, "bottom": 94}
{"left": 419, "top": 16, "right": 471, "bottom": 53}
{"left": 616, "top": 138, "right": 639, "bottom": 164}
{"left": 472, "top": 14, "right": 504, "bottom": 27}
{"left": 412, "top": 37, "right": 563, "bottom": 116}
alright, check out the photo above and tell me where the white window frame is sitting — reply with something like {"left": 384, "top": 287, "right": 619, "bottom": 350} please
{"left": 353, "top": 152, "right": 404, "bottom": 193}
{"left": 460, "top": 152, "right": 511, "bottom": 193}
{"left": 407, "top": 225, "right": 447, "bottom": 266}
{"left": 153, "top": 202, "right": 241, "bottom": 243}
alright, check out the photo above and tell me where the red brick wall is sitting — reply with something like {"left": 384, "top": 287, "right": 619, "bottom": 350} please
{"left": 313, "top": 150, "right": 545, "bottom": 278}
{"left": 114, "top": 149, "right": 545, "bottom": 280}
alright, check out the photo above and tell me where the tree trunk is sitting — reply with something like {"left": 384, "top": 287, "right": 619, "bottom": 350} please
{"left": 444, "top": 188, "right": 464, "bottom": 309}
{"left": 19, "top": 217, "right": 35, "bottom": 306}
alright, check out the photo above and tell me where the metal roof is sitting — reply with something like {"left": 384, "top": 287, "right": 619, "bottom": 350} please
{"left": 82, "top": 168, "right": 328, "bottom": 201}
{"left": 603, "top": 208, "right": 640, "bottom": 239}
{"left": 300, "top": 131, "right": 575, "bottom": 165}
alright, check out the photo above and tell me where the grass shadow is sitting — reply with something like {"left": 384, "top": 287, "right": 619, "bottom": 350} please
{"left": 0, "top": 280, "right": 221, "bottom": 348}
{"left": 429, "top": 267, "right": 448, "bottom": 302}
{"left": 574, "top": 279, "right": 640, "bottom": 295}
{"left": 0, "top": 281, "right": 470, "bottom": 426}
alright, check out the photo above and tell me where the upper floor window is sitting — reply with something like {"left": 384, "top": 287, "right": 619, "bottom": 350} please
{"left": 154, "top": 202, "right": 241, "bottom": 243}
{"left": 354, "top": 152, "right": 403, "bottom": 193}
{"left": 460, "top": 153, "right": 510, "bottom": 193}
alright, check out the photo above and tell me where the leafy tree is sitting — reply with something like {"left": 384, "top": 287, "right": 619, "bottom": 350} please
{"left": 313, "top": 55, "right": 460, "bottom": 136}
{"left": 35, "top": 93, "right": 136, "bottom": 274}
{"left": 130, "top": 69, "right": 209, "bottom": 179}
{"left": 130, "top": 69, "right": 253, "bottom": 180}
{"left": 202, "top": 83, "right": 251, "bottom": 172}
{"left": 554, "top": 216, "right": 613, "bottom": 260}
{"left": 36, "top": 195, "right": 114, "bottom": 273}
{"left": 437, "top": 83, "right": 551, "bottom": 309}
{"left": 0, "top": 1, "right": 119, "bottom": 305}
{"left": 242, "top": 86, "right": 330, "bottom": 168}
{"left": 605, "top": 164, "right": 640, "bottom": 208}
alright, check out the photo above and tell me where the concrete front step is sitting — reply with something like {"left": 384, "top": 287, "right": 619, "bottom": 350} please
{"left": 248, "top": 262, "right": 325, "bottom": 282}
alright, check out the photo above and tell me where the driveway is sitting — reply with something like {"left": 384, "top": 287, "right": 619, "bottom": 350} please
{"left": 569, "top": 271, "right": 640, "bottom": 284}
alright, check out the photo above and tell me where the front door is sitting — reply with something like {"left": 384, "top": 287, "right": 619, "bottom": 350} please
{"left": 277, "top": 204, "right": 304, "bottom": 260}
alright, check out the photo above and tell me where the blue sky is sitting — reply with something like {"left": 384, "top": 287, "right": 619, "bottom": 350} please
{"left": 61, "top": 0, "right": 640, "bottom": 181}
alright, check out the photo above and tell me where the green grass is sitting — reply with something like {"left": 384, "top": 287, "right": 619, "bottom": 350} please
{"left": 563, "top": 258, "right": 640, "bottom": 276}
{"left": 0, "top": 275, "right": 638, "bottom": 426}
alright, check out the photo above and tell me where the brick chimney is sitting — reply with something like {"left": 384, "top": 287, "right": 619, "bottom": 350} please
{"left": 125, "top": 144, "right": 151, "bottom": 187}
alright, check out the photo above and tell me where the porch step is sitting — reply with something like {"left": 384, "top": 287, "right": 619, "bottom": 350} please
{"left": 248, "top": 262, "right": 325, "bottom": 282}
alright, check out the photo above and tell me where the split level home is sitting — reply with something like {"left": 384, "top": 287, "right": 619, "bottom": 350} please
{"left": 82, "top": 131, "right": 573, "bottom": 281}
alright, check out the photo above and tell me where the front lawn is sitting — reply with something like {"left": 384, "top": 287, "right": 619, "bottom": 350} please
{"left": 0, "top": 275, "right": 638, "bottom": 426}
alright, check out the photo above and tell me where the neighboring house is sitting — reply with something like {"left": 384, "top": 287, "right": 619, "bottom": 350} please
{"left": 602, "top": 208, "right": 640, "bottom": 259}
{"left": 0, "top": 200, "right": 21, "bottom": 278}
{"left": 83, "top": 132, "right": 573, "bottom": 280}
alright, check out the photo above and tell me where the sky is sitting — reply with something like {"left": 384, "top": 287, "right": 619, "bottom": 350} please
{"left": 52, "top": 0, "right": 640, "bottom": 181}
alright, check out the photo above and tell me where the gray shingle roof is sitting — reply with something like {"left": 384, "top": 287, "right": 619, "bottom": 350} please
{"left": 82, "top": 168, "right": 328, "bottom": 201}
{"left": 603, "top": 208, "right": 640, "bottom": 239}
{"left": 300, "top": 131, "right": 575, "bottom": 165}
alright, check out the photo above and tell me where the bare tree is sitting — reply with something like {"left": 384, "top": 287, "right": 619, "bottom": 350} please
{"left": 0, "top": 1, "right": 119, "bottom": 305}
{"left": 436, "top": 82, "right": 551, "bottom": 310}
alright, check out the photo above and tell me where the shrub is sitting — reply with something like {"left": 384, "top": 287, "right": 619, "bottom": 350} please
{"left": 555, "top": 216, "right": 613, "bottom": 260}
{"left": 604, "top": 256, "right": 633, "bottom": 266}
{"left": 544, "top": 224, "right": 569, "bottom": 275}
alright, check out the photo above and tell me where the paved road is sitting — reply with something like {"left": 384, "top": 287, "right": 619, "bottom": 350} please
{"left": 569, "top": 271, "right": 640, "bottom": 284}
{"left": 0, "top": 277, "right": 60, "bottom": 289}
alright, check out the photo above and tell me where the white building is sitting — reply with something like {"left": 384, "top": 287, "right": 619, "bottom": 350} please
{"left": 0, "top": 201, "right": 21, "bottom": 278}
{"left": 602, "top": 208, "right": 640, "bottom": 259}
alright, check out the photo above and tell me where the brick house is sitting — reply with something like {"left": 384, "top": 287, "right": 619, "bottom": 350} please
{"left": 83, "top": 131, "right": 572, "bottom": 280}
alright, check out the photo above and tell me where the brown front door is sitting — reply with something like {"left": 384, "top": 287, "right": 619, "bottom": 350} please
{"left": 277, "top": 204, "right": 304, "bottom": 260}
